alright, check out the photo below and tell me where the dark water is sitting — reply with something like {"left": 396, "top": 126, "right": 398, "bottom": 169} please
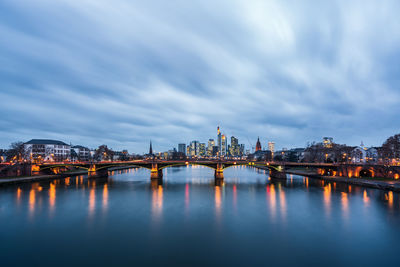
{"left": 1, "top": 166, "right": 400, "bottom": 266}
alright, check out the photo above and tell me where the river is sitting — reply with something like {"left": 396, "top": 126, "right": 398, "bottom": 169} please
{"left": 0, "top": 165, "right": 399, "bottom": 266}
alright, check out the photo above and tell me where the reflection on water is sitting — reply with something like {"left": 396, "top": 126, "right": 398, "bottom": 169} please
{"left": 324, "top": 183, "right": 331, "bottom": 218}
{"left": 103, "top": 183, "right": 108, "bottom": 212}
{"left": 88, "top": 181, "right": 96, "bottom": 218}
{"left": 1, "top": 166, "right": 400, "bottom": 266}
{"left": 151, "top": 182, "right": 163, "bottom": 224}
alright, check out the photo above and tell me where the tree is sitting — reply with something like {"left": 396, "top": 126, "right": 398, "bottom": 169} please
{"left": 94, "top": 145, "right": 114, "bottom": 161}
{"left": 6, "top": 142, "right": 28, "bottom": 162}
{"left": 380, "top": 134, "right": 400, "bottom": 161}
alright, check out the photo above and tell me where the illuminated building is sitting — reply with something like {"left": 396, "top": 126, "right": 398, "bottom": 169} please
{"left": 24, "top": 139, "right": 71, "bottom": 162}
{"left": 71, "top": 145, "right": 90, "bottom": 161}
{"left": 221, "top": 135, "right": 227, "bottom": 156}
{"left": 229, "top": 136, "right": 240, "bottom": 156}
{"left": 178, "top": 144, "right": 186, "bottom": 155}
{"left": 217, "top": 126, "right": 222, "bottom": 155}
{"left": 323, "top": 137, "right": 333, "bottom": 148}
{"left": 207, "top": 139, "right": 215, "bottom": 156}
{"left": 268, "top": 141, "right": 275, "bottom": 158}
{"left": 199, "top": 143, "right": 206, "bottom": 157}
{"left": 255, "top": 137, "right": 262, "bottom": 152}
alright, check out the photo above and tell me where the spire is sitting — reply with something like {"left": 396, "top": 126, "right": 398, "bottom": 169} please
{"left": 255, "top": 137, "right": 262, "bottom": 152}
{"left": 217, "top": 126, "right": 220, "bottom": 135}
{"left": 149, "top": 140, "right": 153, "bottom": 155}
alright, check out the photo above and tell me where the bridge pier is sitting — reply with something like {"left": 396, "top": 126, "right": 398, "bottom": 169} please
{"left": 88, "top": 164, "right": 109, "bottom": 178}
{"left": 269, "top": 167, "right": 287, "bottom": 180}
{"left": 214, "top": 163, "right": 224, "bottom": 180}
{"left": 150, "top": 163, "right": 163, "bottom": 179}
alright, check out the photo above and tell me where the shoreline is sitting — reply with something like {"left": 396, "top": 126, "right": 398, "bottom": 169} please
{"left": 255, "top": 166, "right": 400, "bottom": 192}
{"left": 0, "top": 165, "right": 140, "bottom": 187}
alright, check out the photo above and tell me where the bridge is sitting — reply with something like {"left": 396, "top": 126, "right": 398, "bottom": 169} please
{"left": 23, "top": 160, "right": 400, "bottom": 181}
{"left": 2, "top": 160, "right": 400, "bottom": 181}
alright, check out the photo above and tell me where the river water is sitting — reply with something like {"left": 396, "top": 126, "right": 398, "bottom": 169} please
{"left": 0, "top": 166, "right": 399, "bottom": 266}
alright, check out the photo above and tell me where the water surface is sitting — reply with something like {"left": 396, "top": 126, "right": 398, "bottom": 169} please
{"left": 0, "top": 166, "right": 399, "bottom": 266}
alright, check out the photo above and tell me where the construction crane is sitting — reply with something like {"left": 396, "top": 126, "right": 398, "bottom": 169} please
{"left": 246, "top": 137, "right": 255, "bottom": 154}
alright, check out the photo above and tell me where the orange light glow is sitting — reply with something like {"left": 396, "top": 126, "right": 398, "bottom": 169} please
{"left": 29, "top": 189, "right": 35, "bottom": 215}
{"left": 363, "top": 190, "right": 369, "bottom": 205}
{"left": 103, "top": 183, "right": 108, "bottom": 211}
{"left": 49, "top": 183, "right": 56, "bottom": 209}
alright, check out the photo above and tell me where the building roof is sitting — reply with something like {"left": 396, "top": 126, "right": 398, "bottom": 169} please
{"left": 72, "top": 145, "right": 89, "bottom": 150}
{"left": 25, "top": 139, "right": 69, "bottom": 146}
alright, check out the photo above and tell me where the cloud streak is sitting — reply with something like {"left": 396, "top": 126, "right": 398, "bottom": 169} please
{"left": 1, "top": 0, "right": 400, "bottom": 152}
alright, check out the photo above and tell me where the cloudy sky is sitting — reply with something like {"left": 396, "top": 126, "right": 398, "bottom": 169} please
{"left": 1, "top": 0, "right": 400, "bottom": 153}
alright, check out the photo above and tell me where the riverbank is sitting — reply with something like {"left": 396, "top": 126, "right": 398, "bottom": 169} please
{"left": 0, "top": 166, "right": 140, "bottom": 187}
{"left": 256, "top": 166, "right": 400, "bottom": 192}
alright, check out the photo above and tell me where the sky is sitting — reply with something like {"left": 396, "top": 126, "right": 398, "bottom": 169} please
{"left": 1, "top": 0, "right": 400, "bottom": 153}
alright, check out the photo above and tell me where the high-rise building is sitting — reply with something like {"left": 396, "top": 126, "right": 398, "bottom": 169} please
{"left": 199, "top": 143, "right": 206, "bottom": 156}
{"left": 178, "top": 143, "right": 186, "bottom": 155}
{"left": 230, "top": 136, "right": 239, "bottom": 156}
{"left": 189, "top": 141, "right": 199, "bottom": 157}
{"left": 221, "top": 135, "right": 227, "bottom": 156}
{"left": 217, "top": 126, "right": 222, "bottom": 155}
{"left": 255, "top": 137, "right": 262, "bottom": 152}
{"left": 268, "top": 141, "right": 275, "bottom": 158}
{"left": 207, "top": 139, "right": 215, "bottom": 156}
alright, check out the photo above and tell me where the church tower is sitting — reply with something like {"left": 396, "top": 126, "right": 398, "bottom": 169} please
{"left": 255, "top": 137, "right": 262, "bottom": 152}
{"left": 149, "top": 141, "right": 153, "bottom": 155}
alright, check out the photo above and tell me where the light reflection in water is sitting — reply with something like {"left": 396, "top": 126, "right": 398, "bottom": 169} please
{"left": 103, "top": 184, "right": 108, "bottom": 212}
{"left": 151, "top": 184, "right": 163, "bottom": 223}
{"left": 388, "top": 191, "right": 393, "bottom": 209}
{"left": 185, "top": 183, "right": 189, "bottom": 215}
{"left": 49, "top": 183, "right": 56, "bottom": 212}
{"left": 363, "top": 190, "right": 370, "bottom": 205}
{"left": 341, "top": 192, "right": 349, "bottom": 221}
{"left": 215, "top": 185, "right": 222, "bottom": 221}
{"left": 278, "top": 184, "right": 286, "bottom": 222}
{"left": 29, "top": 188, "right": 35, "bottom": 216}
{"left": 233, "top": 184, "right": 237, "bottom": 211}
{"left": 16, "top": 187, "right": 22, "bottom": 206}
{"left": 268, "top": 184, "right": 277, "bottom": 221}
{"left": 88, "top": 181, "right": 96, "bottom": 217}
{"left": 323, "top": 183, "right": 331, "bottom": 218}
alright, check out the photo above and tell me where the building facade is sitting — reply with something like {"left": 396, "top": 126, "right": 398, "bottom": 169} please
{"left": 24, "top": 139, "right": 71, "bottom": 162}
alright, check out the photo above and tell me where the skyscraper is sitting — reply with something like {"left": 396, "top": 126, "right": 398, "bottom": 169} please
{"left": 178, "top": 143, "right": 186, "bottom": 155}
{"left": 217, "top": 126, "right": 222, "bottom": 155}
{"left": 268, "top": 141, "right": 275, "bottom": 158}
{"left": 221, "top": 135, "right": 227, "bottom": 156}
{"left": 207, "top": 139, "right": 215, "bottom": 156}
{"left": 199, "top": 143, "right": 206, "bottom": 156}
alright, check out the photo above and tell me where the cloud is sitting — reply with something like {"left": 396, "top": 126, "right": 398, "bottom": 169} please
{"left": 1, "top": 0, "right": 400, "bottom": 152}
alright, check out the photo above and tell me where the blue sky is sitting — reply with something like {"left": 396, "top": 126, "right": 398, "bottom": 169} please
{"left": 1, "top": 0, "right": 400, "bottom": 153}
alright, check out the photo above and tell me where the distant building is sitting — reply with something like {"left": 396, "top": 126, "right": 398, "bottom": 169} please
{"left": 268, "top": 142, "right": 275, "bottom": 154}
{"left": 221, "top": 135, "right": 227, "bottom": 156}
{"left": 323, "top": 137, "right": 333, "bottom": 148}
{"left": 229, "top": 136, "right": 240, "bottom": 157}
{"left": 178, "top": 144, "right": 186, "bottom": 155}
{"left": 217, "top": 126, "right": 222, "bottom": 155}
{"left": 255, "top": 137, "right": 262, "bottom": 152}
{"left": 199, "top": 143, "right": 206, "bottom": 157}
{"left": 189, "top": 141, "right": 200, "bottom": 157}
{"left": 207, "top": 139, "right": 215, "bottom": 156}
{"left": 71, "top": 145, "right": 90, "bottom": 161}
{"left": 24, "top": 139, "right": 71, "bottom": 162}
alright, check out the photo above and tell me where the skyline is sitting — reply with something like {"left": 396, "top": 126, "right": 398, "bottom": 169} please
{"left": 2, "top": 0, "right": 400, "bottom": 152}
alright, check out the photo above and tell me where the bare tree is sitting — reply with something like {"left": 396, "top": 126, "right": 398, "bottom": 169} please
{"left": 6, "top": 142, "right": 28, "bottom": 162}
